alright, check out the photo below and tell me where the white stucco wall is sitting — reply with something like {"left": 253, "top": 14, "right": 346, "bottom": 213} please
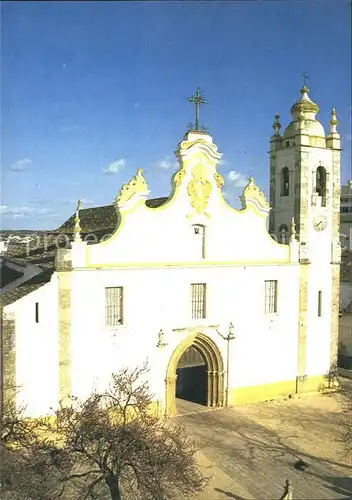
{"left": 69, "top": 263, "right": 301, "bottom": 405}
{"left": 66, "top": 129, "right": 335, "bottom": 410}
{"left": 85, "top": 188, "right": 290, "bottom": 268}
{"left": 6, "top": 127, "right": 339, "bottom": 417}
{"left": 4, "top": 276, "right": 59, "bottom": 417}
{"left": 304, "top": 229, "right": 334, "bottom": 376}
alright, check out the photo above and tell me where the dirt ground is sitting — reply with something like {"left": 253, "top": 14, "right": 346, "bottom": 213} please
{"left": 174, "top": 379, "right": 352, "bottom": 499}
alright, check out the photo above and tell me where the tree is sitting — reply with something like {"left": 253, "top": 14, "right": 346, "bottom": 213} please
{"left": 1, "top": 383, "right": 69, "bottom": 499}
{"left": 52, "top": 364, "right": 207, "bottom": 499}
{"left": 2, "top": 365, "right": 207, "bottom": 499}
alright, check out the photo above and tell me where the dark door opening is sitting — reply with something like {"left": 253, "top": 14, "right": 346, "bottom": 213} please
{"left": 176, "top": 345, "right": 207, "bottom": 405}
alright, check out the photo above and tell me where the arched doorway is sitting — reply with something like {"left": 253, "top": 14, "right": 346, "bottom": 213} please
{"left": 176, "top": 345, "right": 207, "bottom": 405}
{"left": 165, "top": 332, "right": 224, "bottom": 415}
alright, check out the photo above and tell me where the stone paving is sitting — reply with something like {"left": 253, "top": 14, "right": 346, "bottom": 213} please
{"left": 174, "top": 379, "right": 352, "bottom": 499}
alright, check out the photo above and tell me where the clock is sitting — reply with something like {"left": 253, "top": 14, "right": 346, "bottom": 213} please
{"left": 313, "top": 214, "right": 327, "bottom": 232}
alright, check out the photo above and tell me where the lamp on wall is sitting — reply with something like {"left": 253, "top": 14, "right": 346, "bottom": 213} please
{"left": 225, "top": 322, "right": 235, "bottom": 406}
{"left": 157, "top": 329, "right": 168, "bottom": 348}
{"left": 228, "top": 322, "right": 235, "bottom": 341}
{"left": 217, "top": 322, "right": 236, "bottom": 406}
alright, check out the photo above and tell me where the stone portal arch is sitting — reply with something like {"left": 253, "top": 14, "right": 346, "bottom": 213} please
{"left": 165, "top": 332, "right": 224, "bottom": 415}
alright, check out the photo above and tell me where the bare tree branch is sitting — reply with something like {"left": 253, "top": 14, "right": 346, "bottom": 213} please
{"left": 1, "top": 365, "right": 207, "bottom": 499}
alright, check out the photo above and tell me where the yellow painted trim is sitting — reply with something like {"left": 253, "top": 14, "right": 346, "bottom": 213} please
{"left": 182, "top": 152, "right": 217, "bottom": 169}
{"left": 86, "top": 200, "right": 131, "bottom": 252}
{"left": 84, "top": 141, "right": 289, "bottom": 266}
{"left": 229, "top": 375, "right": 326, "bottom": 405}
{"left": 87, "top": 162, "right": 183, "bottom": 259}
{"left": 297, "top": 264, "right": 309, "bottom": 381}
{"left": 58, "top": 271, "right": 72, "bottom": 404}
{"left": 83, "top": 259, "right": 293, "bottom": 270}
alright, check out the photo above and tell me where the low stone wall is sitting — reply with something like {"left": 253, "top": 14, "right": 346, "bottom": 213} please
{"left": 338, "top": 368, "right": 352, "bottom": 379}
{"left": 338, "top": 313, "right": 352, "bottom": 359}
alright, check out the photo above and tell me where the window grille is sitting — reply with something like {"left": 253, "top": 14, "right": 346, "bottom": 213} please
{"left": 265, "top": 280, "right": 278, "bottom": 314}
{"left": 105, "top": 287, "right": 123, "bottom": 327}
{"left": 191, "top": 283, "right": 206, "bottom": 319}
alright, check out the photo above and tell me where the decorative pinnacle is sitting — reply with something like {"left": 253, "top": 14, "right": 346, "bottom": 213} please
{"left": 73, "top": 199, "right": 82, "bottom": 241}
{"left": 187, "top": 87, "right": 207, "bottom": 131}
{"left": 273, "top": 112, "right": 281, "bottom": 135}
{"left": 330, "top": 107, "right": 339, "bottom": 125}
{"left": 290, "top": 217, "right": 297, "bottom": 243}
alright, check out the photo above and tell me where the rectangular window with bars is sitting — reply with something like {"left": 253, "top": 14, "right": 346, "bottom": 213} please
{"left": 105, "top": 287, "right": 124, "bottom": 327}
{"left": 264, "top": 280, "right": 278, "bottom": 314}
{"left": 191, "top": 283, "right": 206, "bottom": 319}
{"left": 318, "top": 290, "right": 322, "bottom": 317}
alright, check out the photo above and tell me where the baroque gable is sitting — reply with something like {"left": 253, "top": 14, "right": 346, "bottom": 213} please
{"left": 70, "top": 130, "right": 291, "bottom": 268}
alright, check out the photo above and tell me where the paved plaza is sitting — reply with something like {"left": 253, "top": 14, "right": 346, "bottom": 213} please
{"left": 174, "top": 379, "right": 352, "bottom": 500}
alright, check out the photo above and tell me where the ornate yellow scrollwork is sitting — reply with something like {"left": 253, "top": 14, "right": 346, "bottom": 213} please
{"left": 214, "top": 172, "right": 224, "bottom": 189}
{"left": 174, "top": 169, "right": 186, "bottom": 186}
{"left": 115, "top": 168, "right": 148, "bottom": 207}
{"left": 187, "top": 162, "right": 212, "bottom": 214}
{"left": 240, "top": 176, "right": 270, "bottom": 211}
{"left": 181, "top": 139, "right": 208, "bottom": 151}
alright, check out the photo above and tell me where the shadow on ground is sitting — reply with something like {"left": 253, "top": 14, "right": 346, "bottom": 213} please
{"left": 322, "top": 476, "right": 352, "bottom": 498}
{"left": 180, "top": 385, "right": 352, "bottom": 499}
{"left": 214, "top": 487, "right": 250, "bottom": 499}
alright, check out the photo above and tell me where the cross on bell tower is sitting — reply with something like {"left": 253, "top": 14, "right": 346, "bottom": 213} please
{"left": 301, "top": 71, "right": 309, "bottom": 87}
{"left": 187, "top": 87, "right": 207, "bottom": 131}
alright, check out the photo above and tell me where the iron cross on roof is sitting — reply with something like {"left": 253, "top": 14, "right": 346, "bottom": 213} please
{"left": 187, "top": 87, "right": 207, "bottom": 131}
{"left": 301, "top": 71, "right": 309, "bottom": 86}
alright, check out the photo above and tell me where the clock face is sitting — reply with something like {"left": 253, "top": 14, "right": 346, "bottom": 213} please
{"left": 313, "top": 214, "right": 327, "bottom": 232}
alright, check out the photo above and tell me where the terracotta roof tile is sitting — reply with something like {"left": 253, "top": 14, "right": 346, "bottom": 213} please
{"left": 0, "top": 198, "right": 168, "bottom": 305}
{"left": 57, "top": 198, "right": 168, "bottom": 235}
{"left": 0, "top": 264, "right": 23, "bottom": 288}
{"left": 0, "top": 269, "right": 53, "bottom": 307}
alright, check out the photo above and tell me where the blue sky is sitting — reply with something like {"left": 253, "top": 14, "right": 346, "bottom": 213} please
{"left": 1, "top": 1, "right": 351, "bottom": 230}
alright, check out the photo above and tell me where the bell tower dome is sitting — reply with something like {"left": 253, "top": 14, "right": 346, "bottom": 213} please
{"left": 269, "top": 82, "right": 341, "bottom": 247}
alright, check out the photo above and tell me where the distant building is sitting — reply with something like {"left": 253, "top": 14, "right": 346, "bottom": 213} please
{"left": 338, "top": 182, "right": 352, "bottom": 368}
{"left": 0, "top": 240, "right": 7, "bottom": 254}
{"left": 1, "top": 85, "right": 343, "bottom": 417}
{"left": 339, "top": 254, "right": 352, "bottom": 368}
{"left": 340, "top": 180, "right": 352, "bottom": 252}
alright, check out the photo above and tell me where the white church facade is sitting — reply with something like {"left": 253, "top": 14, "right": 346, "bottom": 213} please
{"left": 1, "top": 85, "right": 342, "bottom": 417}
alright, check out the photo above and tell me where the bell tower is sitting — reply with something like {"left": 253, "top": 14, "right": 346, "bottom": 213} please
{"left": 269, "top": 83, "right": 341, "bottom": 248}
{"left": 269, "top": 81, "right": 342, "bottom": 387}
